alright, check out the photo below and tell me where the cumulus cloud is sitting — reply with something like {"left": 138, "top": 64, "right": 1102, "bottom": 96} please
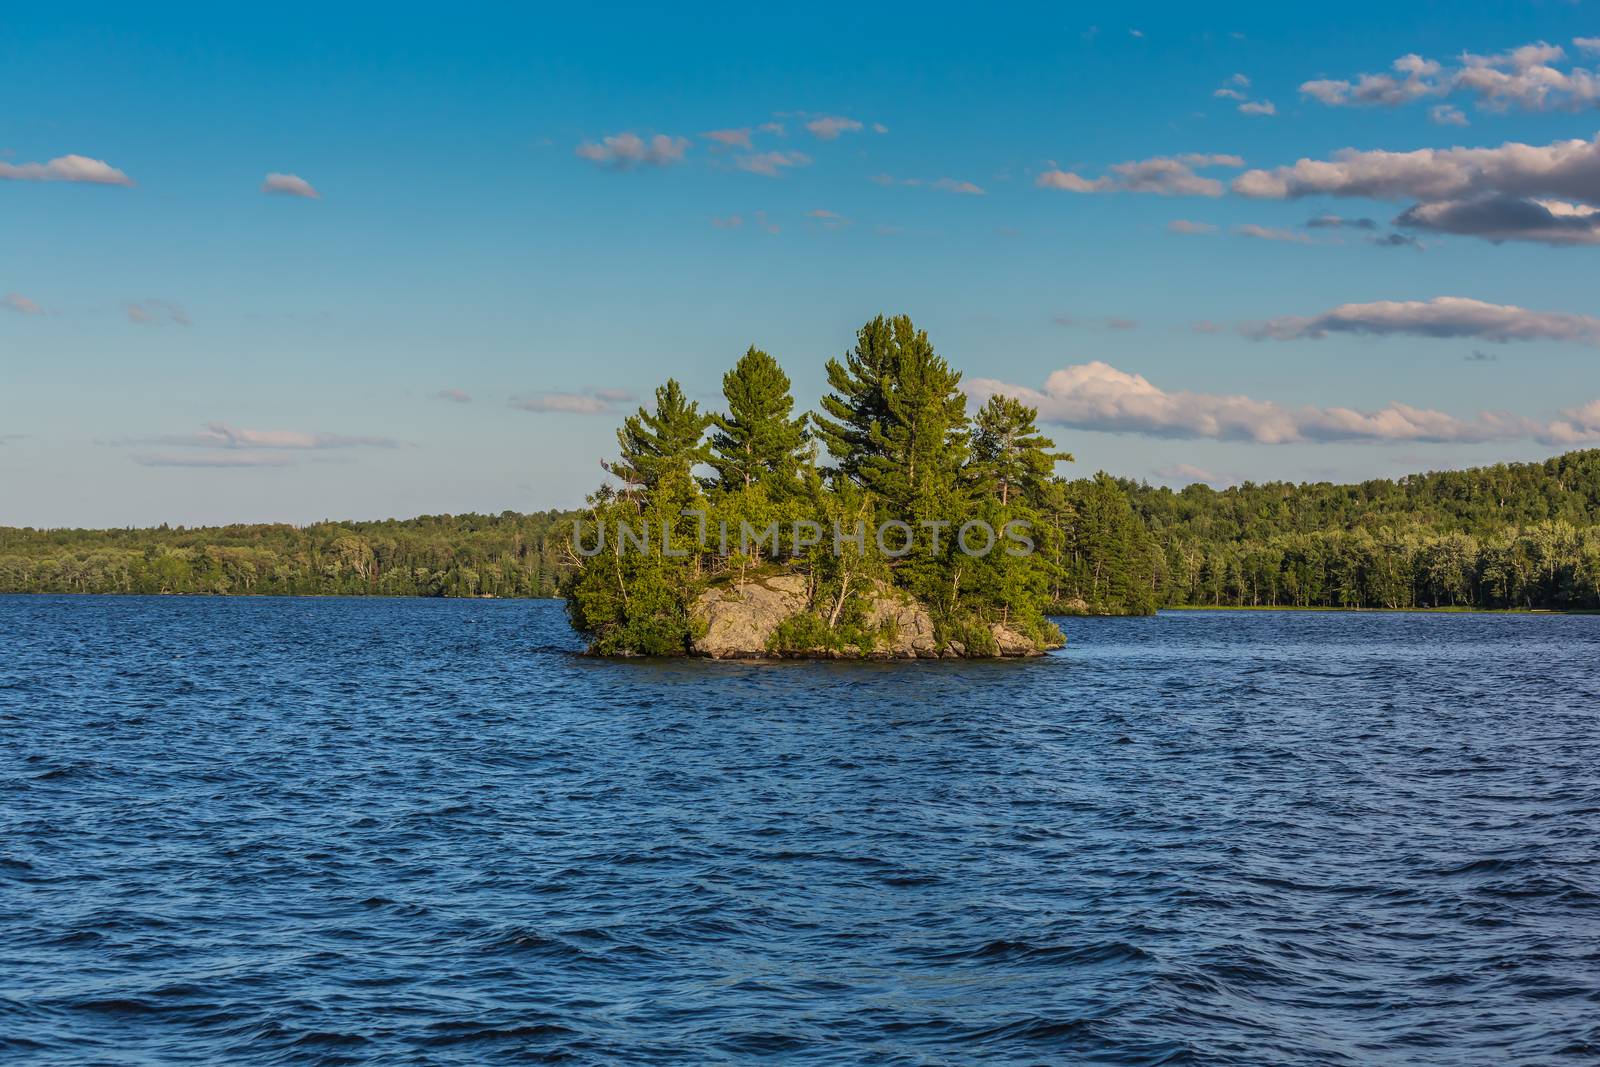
{"left": 1247, "top": 296, "right": 1600, "bottom": 345}
{"left": 1430, "top": 104, "right": 1469, "bottom": 126}
{"left": 963, "top": 361, "right": 1600, "bottom": 447}
{"left": 1232, "top": 133, "right": 1600, "bottom": 244}
{"left": 3, "top": 293, "right": 43, "bottom": 315}
{"left": 1238, "top": 100, "right": 1277, "bottom": 116}
{"left": 509, "top": 386, "right": 637, "bottom": 415}
{"left": 262, "top": 172, "right": 319, "bottom": 198}
{"left": 126, "top": 300, "right": 190, "bottom": 326}
{"left": 1037, "top": 153, "right": 1244, "bottom": 197}
{"left": 803, "top": 116, "right": 863, "bottom": 140}
{"left": 1168, "top": 218, "right": 1218, "bottom": 234}
{"left": 1300, "top": 54, "right": 1444, "bottom": 107}
{"left": 575, "top": 132, "right": 688, "bottom": 169}
{"left": 1301, "top": 40, "right": 1600, "bottom": 114}
{"left": 0, "top": 154, "right": 133, "bottom": 185}
{"left": 734, "top": 149, "right": 811, "bottom": 177}
{"left": 434, "top": 389, "right": 471, "bottom": 403}
{"left": 1396, "top": 196, "right": 1600, "bottom": 245}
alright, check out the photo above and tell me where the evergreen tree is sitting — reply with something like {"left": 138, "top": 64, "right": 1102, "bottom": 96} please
{"left": 707, "top": 346, "right": 809, "bottom": 494}
{"left": 812, "top": 315, "right": 900, "bottom": 482}
{"left": 608, "top": 379, "right": 713, "bottom": 492}
{"left": 969, "top": 394, "right": 1072, "bottom": 506}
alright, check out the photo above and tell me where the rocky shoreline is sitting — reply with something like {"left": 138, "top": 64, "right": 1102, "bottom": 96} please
{"left": 689, "top": 574, "right": 1059, "bottom": 659}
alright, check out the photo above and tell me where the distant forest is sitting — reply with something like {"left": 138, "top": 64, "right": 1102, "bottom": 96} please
{"left": 4, "top": 451, "right": 1599, "bottom": 613}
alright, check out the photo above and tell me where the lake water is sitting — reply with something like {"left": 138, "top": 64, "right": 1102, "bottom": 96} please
{"left": 2, "top": 596, "right": 1597, "bottom": 1065}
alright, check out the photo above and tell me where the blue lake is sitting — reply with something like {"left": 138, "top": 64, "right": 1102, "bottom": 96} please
{"left": 2, "top": 596, "right": 1597, "bottom": 1064}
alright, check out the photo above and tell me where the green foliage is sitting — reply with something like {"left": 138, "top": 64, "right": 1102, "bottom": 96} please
{"left": 707, "top": 346, "right": 810, "bottom": 495}
{"left": 1125, "top": 450, "right": 1600, "bottom": 610}
{"left": 970, "top": 394, "right": 1071, "bottom": 507}
{"left": 609, "top": 379, "right": 714, "bottom": 491}
{"left": 0, "top": 512, "right": 571, "bottom": 598}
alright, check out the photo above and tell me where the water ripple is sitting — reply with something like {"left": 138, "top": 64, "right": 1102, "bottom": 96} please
{"left": 1, "top": 596, "right": 1597, "bottom": 1064}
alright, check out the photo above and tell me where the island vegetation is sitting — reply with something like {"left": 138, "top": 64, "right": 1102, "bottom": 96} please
{"left": 564, "top": 316, "right": 1078, "bottom": 656}
{"left": 3, "top": 326, "right": 1599, "bottom": 622}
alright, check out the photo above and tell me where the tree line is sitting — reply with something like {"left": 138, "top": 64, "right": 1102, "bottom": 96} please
{"left": 6, "top": 347, "right": 1597, "bottom": 616}
{"left": 1126, "top": 449, "right": 1600, "bottom": 610}
{"left": 0, "top": 512, "right": 573, "bottom": 599}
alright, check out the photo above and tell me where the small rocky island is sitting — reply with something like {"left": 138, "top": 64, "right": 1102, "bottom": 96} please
{"left": 564, "top": 315, "right": 1069, "bottom": 659}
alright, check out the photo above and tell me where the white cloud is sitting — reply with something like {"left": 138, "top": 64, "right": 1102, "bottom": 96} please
{"left": 509, "top": 386, "right": 638, "bottom": 415}
{"left": 126, "top": 300, "right": 190, "bottom": 326}
{"left": 135, "top": 423, "right": 398, "bottom": 449}
{"left": 3, "top": 293, "right": 43, "bottom": 315}
{"left": 963, "top": 361, "right": 1600, "bottom": 446}
{"left": 874, "top": 173, "right": 985, "bottom": 194}
{"left": 434, "top": 388, "right": 472, "bottom": 403}
{"left": 1167, "top": 219, "right": 1218, "bottom": 234}
{"left": 1302, "top": 40, "right": 1600, "bottom": 113}
{"left": 803, "top": 116, "right": 863, "bottom": 140}
{"left": 734, "top": 149, "right": 811, "bottom": 177}
{"left": 119, "top": 423, "right": 398, "bottom": 467}
{"left": 1038, "top": 153, "right": 1244, "bottom": 197}
{"left": 1430, "top": 104, "right": 1469, "bottom": 126}
{"left": 1236, "top": 223, "right": 1311, "bottom": 243}
{"left": 806, "top": 208, "right": 851, "bottom": 230}
{"left": 1576, "top": 38, "right": 1600, "bottom": 55}
{"left": 261, "top": 172, "right": 319, "bottom": 198}
{"left": 702, "top": 128, "right": 753, "bottom": 149}
{"left": 575, "top": 132, "right": 688, "bottom": 169}
{"left": 1247, "top": 296, "right": 1600, "bottom": 345}
{"left": 1238, "top": 100, "right": 1276, "bottom": 116}
{"left": 0, "top": 154, "right": 133, "bottom": 185}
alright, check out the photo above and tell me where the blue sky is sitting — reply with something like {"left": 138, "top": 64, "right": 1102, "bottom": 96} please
{"left": 4, "top": 1, "right": 1600, "bottom": 526}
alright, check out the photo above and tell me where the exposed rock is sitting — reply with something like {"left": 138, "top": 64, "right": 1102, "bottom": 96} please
{"left": 688, "top": 572, "right": 1055, "bottom": 659}
{"left": 990, "top": 623, "right": 1041, "bottom": 657}
{"left": 864, "top": 582, "right": 941, "bottom": 658}
{"left": 691, "top": 574, "right": 809, "bottom": 659}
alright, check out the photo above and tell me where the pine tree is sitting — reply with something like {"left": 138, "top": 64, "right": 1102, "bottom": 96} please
{"left": 969, "top": 395, "right": 1072, "bottom": 506}
{"left": 707, "top": 347, "right": 809, "bottom": 494}
{"left": 814, "top": 315, "right": 969, "bottom": 518}
{"left": 811, "top": 315, "right": 900, "bottom": 481}
{"left": 608, "top": 379, "right": 713, "bottom": 493}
